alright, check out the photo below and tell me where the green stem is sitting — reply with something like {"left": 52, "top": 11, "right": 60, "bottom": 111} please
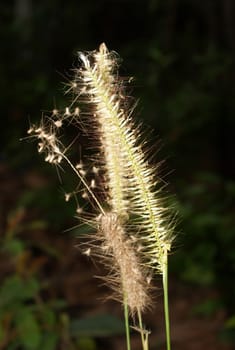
{"left": 137, "top": 308, "right": 149, "bottom": 350}
{"left": 124, "top": 298, "right": 131, "bottom": 350}
{"left": 162, "top": 252, "right": 171, "bottom": 350}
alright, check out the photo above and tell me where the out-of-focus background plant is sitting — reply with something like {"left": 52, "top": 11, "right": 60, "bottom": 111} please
{"left": 1, "top": 1, "right": 235, "bottom": 349}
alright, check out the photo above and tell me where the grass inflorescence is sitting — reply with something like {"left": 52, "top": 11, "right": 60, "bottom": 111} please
{"left": 29, "top": 43, "right": 175, "bottom": 350}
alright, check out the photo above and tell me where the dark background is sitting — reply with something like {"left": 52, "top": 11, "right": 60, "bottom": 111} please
{"left": 1, "top": 1, "right": 235, "bottom": 349}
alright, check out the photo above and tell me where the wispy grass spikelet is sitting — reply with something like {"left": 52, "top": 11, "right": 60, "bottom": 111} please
{"left": 28, "top": 42, "right": 176, "bottom": 350}
{"left": 97, "top": 212, "right": 150, "bottom": 314}
{"left": 76, "top": 44, "right": 130, "bottom": 219}
{"left": 76, "top": 43, "right": 173, "bottom": 273}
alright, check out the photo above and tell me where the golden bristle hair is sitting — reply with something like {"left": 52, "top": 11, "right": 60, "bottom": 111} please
{"left": 29, "top": 43, "right": 175, "bottom": 318}
{"left": 97, "top": 212, "right": 150, "bottom": 314}
{"left": 75, "top": 43, "right": 173, "bottom": 273}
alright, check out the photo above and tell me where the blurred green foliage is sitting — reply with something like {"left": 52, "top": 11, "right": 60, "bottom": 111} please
{"left": 1, "top": 0, "right": 235, "bottom": 347}
{"left": 0, "top": 203, "right": 124, "bottom": 349}
{"left": 172, "top": 173, "right": 235, "bottom": 289}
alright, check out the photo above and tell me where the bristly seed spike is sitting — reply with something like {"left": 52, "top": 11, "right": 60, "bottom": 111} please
{"left": 28, "top": 44, "right": 175, "bottom": 346}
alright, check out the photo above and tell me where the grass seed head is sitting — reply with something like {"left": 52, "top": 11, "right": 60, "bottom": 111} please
{"left": 97, "top": 212, "right": 151, "bottom": 314}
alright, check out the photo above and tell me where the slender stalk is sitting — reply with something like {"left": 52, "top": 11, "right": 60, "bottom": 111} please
{"left": 162, "top": 252, "right": 171, "bottom": 350}
{"left": 124, "top": 297, "right": 131, "bottom": 350}
{"left": 30, "top": 43, "right": 175, "bottom": 350}
{"left": 137, "top": 308, "right": 149, "bottom": 350}
{"left": 62, "top": 153, "right": 105, "bottom": 215}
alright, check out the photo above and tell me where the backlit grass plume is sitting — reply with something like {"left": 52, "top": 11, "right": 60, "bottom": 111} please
{"left": 74, "top": 43, "right": 173, "bottom": 349}
{"left": 97, "top": 212, "right": 150, "bottom": 313}
{"left": 76, "top": 44, "right": 130, "bottom": 219}
{"left": 28, "top": 43, "right": 175, "bottom": 350}
{"left": 75, "top": 43, "right": 173, "bottom": 274}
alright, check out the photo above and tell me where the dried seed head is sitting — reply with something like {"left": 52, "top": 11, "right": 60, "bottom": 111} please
{"left": 65, "top": 193, "right": 72, "bottom": 202}
{"left": 75, "top": 44, "right": 131, "bottom": 218}
{"left": 64, "top": 107, "right": 71, "bottom": 116}
{"left": 76, "top": 43, "right": 174, "bottom": 273}
{"left": 98, "top": 212, "right": 151, "bottom": 314}
{"left": 74, "top": 107, "right": 80, "bottom": 116}
{"left": 52, "top": 108, "right": 59, "bottom": 116}
{"left": 28, "top": 121, "right": 64, "bottom": 165}
{"left": 54, "top": 119, "right": 63, "bottom": 128}
{"left": 76, "top": 206, "right": 83, "bottom": 214}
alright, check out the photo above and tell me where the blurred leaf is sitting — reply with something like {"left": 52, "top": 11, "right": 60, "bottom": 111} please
{"left": 192, "top": 299, "right": 222, "bottom": 317}
{"left": 6, "top": 340, "right": 20, "bottom": 350}
{"left": 3, "top": 238, "right": 25, "bottom": 255}
{"left": 24, "top": 220, "right": 48, "bottom": 231}
{"left": 224, "top": 315, "right": 235, "bottom": 329}
{"left": 0, "top": 275, "right": 39, "bottom": 308}
{"left": 181, "top": 262, "right": 215, "bottom": 286}
{"left": 70, "top": 314, "right": 125, "bottom": 337}
{"left": 48, "top": 299, "right": 67, "bottom": 310}
{"left": 15, "top": 309, "right": 41, "bottom": 349}
{"left": 40, "top": 333, "right": 58, "bottom": 350}
{"left": 219, "top": 327, "right": 235, "bottom": 343}
{"left": 76, "top": 336, "right": 97, "bottom": 350}
{"left": 40, "top": 308, "right": 56, "bottom": 327}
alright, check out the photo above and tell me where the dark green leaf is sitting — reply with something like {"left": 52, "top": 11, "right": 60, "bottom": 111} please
{"left": 40, "top": 333, "right": 58, "bottom": 350}
{"left": 15, "top": 309, "right": 41, "bottom": 349}
{"left": 70, "top": 314, "right": 125, "bottom": 337}
{"left": 76, "top": 337, "right": 97, "bottom": 350}
{"left": 3, "top": 238, "right": 25, "bottom": 255}
{"left": 0, "top": 275, "right": 39, "bottom": 308}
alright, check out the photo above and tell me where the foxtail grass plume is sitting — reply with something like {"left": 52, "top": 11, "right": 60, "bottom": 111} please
{"left": 28, "top": 44, "right": 175, "bottom": 348}
{"left": 74, "top": 43, "right": 173, "bottom": 274}
{"left": 76, "top": 44, "right": 130, "bottom": 219}
{"left": 97, "top": 212, "right": 150, "bottom": 314}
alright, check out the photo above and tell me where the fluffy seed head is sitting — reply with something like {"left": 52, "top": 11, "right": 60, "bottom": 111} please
{"left": 76, "top": 43, "right": 174, "bottom": 273}
{"left": 97, "top": 212, "right": 150, "bottom": 314}
{"left": 28, "top": 119, "right": 64, "bottom": 164}
{"left": 76, "top": 43, "right": 130, "bottom": 219}
{"left": 28, "top": 43, "right": 175, "bottom": 318}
